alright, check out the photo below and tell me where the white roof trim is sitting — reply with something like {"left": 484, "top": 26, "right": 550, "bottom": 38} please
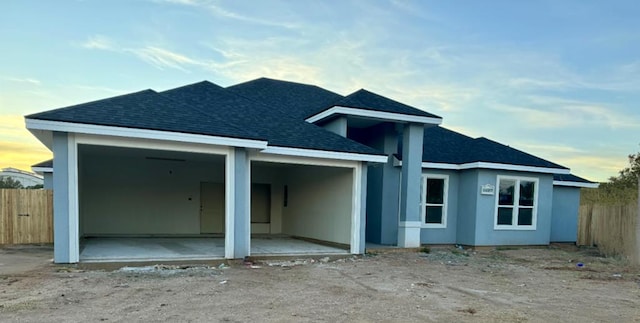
{"left": 305, "top": 106, "right": 442, "bottom": 125}
{"left": 261, "top": 146, "right": 387, "bottom": 163}
{"left": 393, "top": 161, "right": 572, "bottom": 175}
{"left": 32, "top": 166, "right": 53, "bottom": 174}
{"left": 25, "top": 118, "right": 268, "bottom": 149}
{"left": 553, "top": 180, "right": 599, "bottom": 188}
{"left": 459, "top": 162, "right": 570, "bottom": 174}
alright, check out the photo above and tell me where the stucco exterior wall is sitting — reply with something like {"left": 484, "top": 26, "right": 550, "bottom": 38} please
{"left": 0, "top": 168, "right": 43, "bottom": 187}
{"left": 282, "top": 165, "right": 353, "bottom": 245}
{"left": 456, "top": 169, "right": 479, "bottom": 245}
{"left": 43, "top": 173, "right": 53, "bottom": 190}
{"left": 80, "top": 151, "right": 225, "bottom": 236}
{"left": 473, "top": 170, "right": 553, "bottom": 246}
{"left": 420, "top": 168, "right": 459, "bottom": 244}
{"left": 551, "top": 186, "right": 580, "bottom": 242}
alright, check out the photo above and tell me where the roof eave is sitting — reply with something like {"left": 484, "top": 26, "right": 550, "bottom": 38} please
{"left": 25, "top": 118, "right": 269, "bottom": 150}
{"left": 553, "top": 180, "right": 599, "bottom": 188}
{"left": 305, "top": 106, "right": 442, "bottom": 125}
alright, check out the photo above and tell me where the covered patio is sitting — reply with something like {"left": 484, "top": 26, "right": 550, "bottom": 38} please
{"left": 79, "top": 235, "right": 348, "bottom": 262}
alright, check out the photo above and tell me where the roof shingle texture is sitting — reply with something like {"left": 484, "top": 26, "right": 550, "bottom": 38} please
{"left": 227, "top": 78, "right": 344, "bottom": 119}
{"left": 26, "top": 79, "right": 383, "bottom": 156}
{"left": 27, "top": 88, "right": 263, "bottom": 140}
{"left": 418, "top": 126, "right": 568, "bottom": 170}
{"left": 161, "top": 81, "right": 381, "bottom": 154}
{"left": 335, "top": 89, "right": 441, "bottom": 119}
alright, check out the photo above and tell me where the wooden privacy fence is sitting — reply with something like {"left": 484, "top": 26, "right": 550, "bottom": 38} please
{"left": 578, "top": 203, "right": 638, "bottom": 258}
{"left": 0, "top": 189, "right": 53, "bottom": 245}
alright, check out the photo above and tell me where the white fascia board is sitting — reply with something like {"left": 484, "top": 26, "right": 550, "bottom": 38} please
{"left": 25, "top": 118, "right": 268, "bottom": 150}
{"left": 553, "top": 180, "right": 599, "bottom": 188}
{"left": 421, "top": 162, "right": 460, "bottom": 170}
{"left": 261, "top": 146, "right": 388, "bottom": 163}
{"left": 460, "top": 162, "right": 571, "bottom": 174}
{"left": 32, "top": 167, "right": 53, "bottom": 174}
{"left": 409, "top": 161, "right": 570, "bottom": 175}
{"left": 305, "top": 106, "right": 442, "bottom": 125}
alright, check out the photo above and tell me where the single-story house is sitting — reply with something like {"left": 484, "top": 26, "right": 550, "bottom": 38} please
{"left": 25, "top": 78, "right": 597, "bottom": 263}
{"left": 0, "top": 167, "right": 44, "bottom": 187}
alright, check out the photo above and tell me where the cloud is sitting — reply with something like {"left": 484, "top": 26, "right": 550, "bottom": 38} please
{"left": 82, "top": 35, "right": 116, "bottom": 50}
{"left": 128, "top": 46, "right": 197, "bottom": 72}
{"left": 158, "top": 0, "right": 299, "bottom": 29}
{"left": 557, "top": 155, "right": 627, "bottom": 182}
{"left": 2, "top": 77, "right": 40, "bottom": 85}
{"left": 0, "top": 115, "right": 51, "bottom": 171}
{"left": 0, "top": 141, "right": 51, "bottom": 171}
{"left": 518, "top": 143, "right": 585, "bottom": 154}
{"left": 491, "top": 98, "right": 640, "bottom": 130}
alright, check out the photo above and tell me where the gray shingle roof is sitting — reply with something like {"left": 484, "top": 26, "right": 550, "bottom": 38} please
{"left": 27, "top": 80, "right": 382, "bottom": 156}
{"left": 228, "top": 78, "right": 442, "bottom": 121}
{"left": 227, "top": 77, "right": 344, "bottom": 119}
{"left": 335, "top": 89, "right": 441, "bottom": 119}
{"left": 32, "top": 159, "right": 53, "bottom": 168}
{"left": 26, "top": 88, "right": 263, "bottom": 140}
{"left": 416, "top": 126, "right": 568, "bottom": 170}
{"left": 553, "top": 173, "right": 597, "bottom": 184}
{"left": 160, "top": 81, "right": 382, "bottom": 155}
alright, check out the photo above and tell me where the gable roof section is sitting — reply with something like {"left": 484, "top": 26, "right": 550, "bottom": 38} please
{"left": 31, "top": 159, "right": 53, "bottom": 174}
{"left": 230, "top": 78, "right": 442, "bottom": 125}
{"left": 26, "top": 88, "right": 263, "bottom": 141}
{"left": 25, "top": 80, "right": 384, "bottom": 159}
{"left": 160, "top": 81, "right": 383, "bottom": 156}
{"left": 336, "top": 89, "right": 440, "bottom": 118}
{"left": 469, "top": 137, "right": 566, "bottom": 170}
{"left": 408, "top": 126, "right": 570, "bottom": 174}
{"left": 306, "top": 89, "right": 442, "bottom": 125}
{"left": 227, "top": 77, "right": 344, "bottom": 119}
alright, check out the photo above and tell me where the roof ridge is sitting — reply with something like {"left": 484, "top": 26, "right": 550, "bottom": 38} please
{"left": 158, "top": 85, "right": 263, "bottom": 139}
{"left": 26, "top": 89, "right": 157, "bottom": 119}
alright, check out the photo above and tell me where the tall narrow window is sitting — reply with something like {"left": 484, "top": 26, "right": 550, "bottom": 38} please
{"left": 420, "top": 174, "right": 448, "bottom": 228}
{"left": 495, "top": 176, "right": 538, "bottom": 230}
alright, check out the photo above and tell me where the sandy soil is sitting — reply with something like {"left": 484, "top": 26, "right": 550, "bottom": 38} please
{"left": 1, "top": 244, "right": 639, "bottom": 322}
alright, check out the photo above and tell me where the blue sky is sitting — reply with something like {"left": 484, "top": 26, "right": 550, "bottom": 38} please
{"left": 1, "top": 0, "right": 638, "bottom": 181}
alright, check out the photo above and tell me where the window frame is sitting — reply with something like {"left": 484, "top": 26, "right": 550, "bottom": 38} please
{"left": 420, "top": 173, "right": 449, "bottom": 229}
{"left": 494, "top": 175, "right": 539, "bottom": 230}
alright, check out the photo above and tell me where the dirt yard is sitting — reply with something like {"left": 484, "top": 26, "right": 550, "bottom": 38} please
{"left": 1, "top": 245, "right": 639, "bottom": 322}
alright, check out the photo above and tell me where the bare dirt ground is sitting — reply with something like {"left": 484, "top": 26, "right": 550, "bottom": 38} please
{"left": 1, "top": 245, "right": 639, "bottom": 322}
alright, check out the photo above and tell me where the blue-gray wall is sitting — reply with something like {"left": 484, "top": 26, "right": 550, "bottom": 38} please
{"left": 420, "top": 169, "right": 459, "bottom": 244}
{"left": 551, "top": 186, "right": 580, "bottom": 242}
{"left": 233, "top": 147, "right": 250, "bottom": 258}
{"left": 43, "top": 172, "right": 53, "bottom": 190}
{"left": 362, "top": 123, "right": 400, "bottom": 245}
{"left": 456, "top": 169, "right": 478, "bottom": 245}
{"left": 473, "top": 170, "right": 553, "bottom": 246}
{"left": 52, "top": 131, "right": 75, "bottom": 263}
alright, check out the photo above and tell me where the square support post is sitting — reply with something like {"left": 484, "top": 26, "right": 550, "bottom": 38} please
{"left": 398, "top": 123, "right": 424, "bottom": 247}
{"left": 228, "top": 147, "right": 251, "bottom": 259}
{"left": 52, "top": 131, "right": 79, "bottom": 263}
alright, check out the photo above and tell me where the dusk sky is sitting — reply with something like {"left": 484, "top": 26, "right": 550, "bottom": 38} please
{"left": 1, "top": 0, "right": 638, "bottom": 182}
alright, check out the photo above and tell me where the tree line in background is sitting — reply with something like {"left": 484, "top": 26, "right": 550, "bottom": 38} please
{"left": 581, "top": 151, "right": 639, "bottom": 204}
{"left": 0, "top": 177, "right": 43, "bottom": 189}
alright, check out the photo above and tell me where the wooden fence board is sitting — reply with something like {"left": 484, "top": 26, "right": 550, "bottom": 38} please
{"left": 0, "top": 189, "right": 53, "bottom": 245}
{"left": 578, "top": 201, "right": 638, "bottom": 258}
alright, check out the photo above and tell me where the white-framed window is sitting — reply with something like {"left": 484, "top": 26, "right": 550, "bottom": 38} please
{"left": 494, "top": 175, "right": 538, "bottom": 230}
{"left": 420, "top": 174, "right": 448, "bottom": 228}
